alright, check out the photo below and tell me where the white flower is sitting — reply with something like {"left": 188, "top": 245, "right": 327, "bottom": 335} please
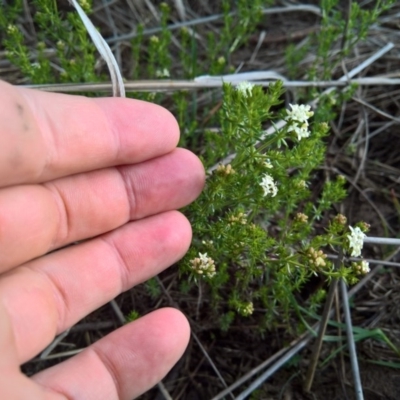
{"left": 352, "top": 260, "right": 370, "bottom": 275}
{"left": 347, "top": 226, "right": 366, "bottom": 257}
{"left": 288, "top": 122, "right": 310, "bottom": 140}
{"left": 236, "top": 81, "right": 255, "bottom": 98}
{"left": 285, "top": 104, "right": 314, "bottom": 123}
{"left": 198, "top": 252, "right": 209, "bottom": 263}
{"left": 264, "top": 159, "right": 273, "bottom": 168}
{"left": 260, "top": 173, "right": 278, "bottom": 197}
{"left": 285, "top": 104, "right": 313, "bottom": 141}
{"left": 156, "top": 68, "right": 170, "bottom": 78}
{"left": 190, "top": 252, "right": 216, "bottom": 279}
{"left": 7, "top": 25, "right": 18, "bottom": 34}
{"left": 360, "top": 260, "right": 370, "bottom": 274}
{"left": 238, "top": 302, "right": 254, "bottom": 316}
{"left": 217, "top": 56, "right": 226, "bottom": 65}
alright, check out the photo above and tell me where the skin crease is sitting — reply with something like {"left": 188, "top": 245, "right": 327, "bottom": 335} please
{"left": 0, "top": 80, "right": 205, "bottom": 400}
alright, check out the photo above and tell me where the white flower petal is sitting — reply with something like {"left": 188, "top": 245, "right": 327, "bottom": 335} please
{"left": 260, "top": 173, "right": 278, "bottom": 197}
{"left": 236, "top": 81, "right": 255, "bottom": 98}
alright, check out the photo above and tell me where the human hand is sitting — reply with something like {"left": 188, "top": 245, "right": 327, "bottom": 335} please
{"left": 0, "top": 81, "right": 205, "bottom": 399}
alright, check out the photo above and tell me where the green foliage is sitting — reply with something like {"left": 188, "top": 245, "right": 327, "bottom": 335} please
{"left": 144, "top": 277, "right": 161, "bottom": 300}
{"left": 221, "top": 0, "right": 263, "bottom": 55}
{"left": 125, "top": 310, "right": 140, "bottom": 323}
{"left": 1, "top": 0, "right": 97, "bottom": 84}
{"left": 181, "top": 82, "right": 370, "bottom": 330}
{"left": 286, "top": 0, "right": 396, "bottom": 81}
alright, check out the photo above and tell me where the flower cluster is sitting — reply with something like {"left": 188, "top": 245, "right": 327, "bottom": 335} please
{"left": 189, "top": 253, "right": 216, "bottom": 278}
{"left": 297, "top": 180, "right": 307, "bottom": 189}
{"left": 264, "top": 159, "right": 273, "bottom": 169}
{"left": 347, "top": 226, "right": 366, "bottom": 257}
{"left": 237, "top": 302, "right": 254, "bottom": 316}
{"left": 285, "top": 104, "right": 314, "bottom": 140}
{"left": 79, "top": 0, "right": 91, "bottom": 12}
{"left": 216, "top": 164, "right": 235, "bottom": 175}
{"left": 307, "top": 247, "right": 327, "bottom": 268}
{"left": 236, "top": 81, "right": 255, "bottom": 98}
{"left": 156, "top": 68, "right": 170, "bottom": 78}
{"left": 352, "top": 260, "right": 370, "bottom": 275}
{"left": 150, "top": 35, "right": 159, "bottom": 43}
{"left": 334, "top": 214, "right": 347, "bottom": 226}
{"left": 295, "top": 212, "right": 308, "bottom": 223}
{"left": 228, "top": 212, "right": 247, "bottom": 225}
{"left": 217, "top": 56, "right": 226, "bottom": 65}
{"left": 7, "top": 25, "right": 18, "bottom": 34}
{"left": 260, "top": 173, "right": 278, "bottom": 197}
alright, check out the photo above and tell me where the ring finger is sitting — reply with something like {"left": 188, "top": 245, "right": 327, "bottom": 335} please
{"left": 0, "top": 210, "right": 191, "bottom": 363}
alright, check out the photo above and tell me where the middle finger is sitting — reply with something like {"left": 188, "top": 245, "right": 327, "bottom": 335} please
{"left": 0, "top": 148, "right": 204, "bottom": 272}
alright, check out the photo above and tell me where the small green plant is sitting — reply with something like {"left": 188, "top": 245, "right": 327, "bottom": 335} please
{"left": 145, "top": 277, "right": 162, "bottom": 300}
{"left": 0, "top": 0, "right": 98, "bottom": 84}
{"left": 286, "top": 0, "right": 396, "bottom": 83}
{"left": 125, "top": 310, "right": 140, "bottom": 323}
{"left": 180, "top": 81, "right": 370, "bottom": 332}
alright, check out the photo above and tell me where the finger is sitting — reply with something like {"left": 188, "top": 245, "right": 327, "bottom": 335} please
{"left": 32, "top": 308, "right": 190, "bottom": 400}
{"left": 0, "top": 306, "right": 189, "bottom": 400}
{"left": 0, "top": 211, "right": 191, "bottom": 363}
{"left": 0, "top": 148, "right": 204, "bottom": 272}
{"left": 0, "top": 80, "right": 179, "bottom": 186}
{"left": 0, "top": 303, "right": 47, "bottom": 400}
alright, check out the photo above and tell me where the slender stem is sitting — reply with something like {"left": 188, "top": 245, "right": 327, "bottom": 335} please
{"left": 327, "top": 255, "right": 400, "bottom": 268}
{"left": 303, "top": 278, "right": 339, "bottom": 392}
{"left": 303, "top": 248, "right": 343, "bottom": 392}
{"left": 363, "top": 236, "right": 400, "bottom": 245}
{"left": 233, "top": 337, "right": 310, "bottom": 400}
{"left": 24, "top": 75, "right": 400, "bottom": 93}
{"left": 39, "top": 328, "right": 71, "bottom": 359}
{"left": 340, "top": 279, "right": 364, "bottom": 400}
{"left": 109, "top": 299, "right": 125, "bottom": 324}
{"left": 69, "top": 0, "right": 125, "bottom": 97}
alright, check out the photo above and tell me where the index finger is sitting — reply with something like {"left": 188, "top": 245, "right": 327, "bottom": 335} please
{"left": 0, "top": 80, "right": 179, "bottom": 186}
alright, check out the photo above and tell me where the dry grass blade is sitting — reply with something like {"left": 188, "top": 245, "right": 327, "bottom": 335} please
{"left": 106, "top": 5, "right": 322, "bottom": 43}
{"left": 154, "top": 277, "right": 233, "bottom": 397}
{"left": 109, "top": 299, "right": 125, "bottom": 324}
{"left": 364, "top": 237, "right": 400, "bottom": 245}
{"left": 352, "top": 97, "right": 400, "bottom": 123}
{"left": 303, "top": 278, "right": 339, "bottom": 392}
{"left": 68, "top": 0, "right": 125, "bottom": 97}
{"left": 191, "top": 332, "right": 234, "bottom": 399}
{"left": 234, "top": 337, "right": 311, "bottom": 400}
{"left": 23, "top": 76, "right": 400, "bottom": 93}
{"left": 340, "top": 279, "right": 364, "bottom": 400}
{"left": 328, "top": 255, "right": 400, "bottom": 269}
{"left": 211, "top": 333, "right": 312, "bottom": 400}
{"left": 39, "top": 328, "right": 71, "bottom": 359}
